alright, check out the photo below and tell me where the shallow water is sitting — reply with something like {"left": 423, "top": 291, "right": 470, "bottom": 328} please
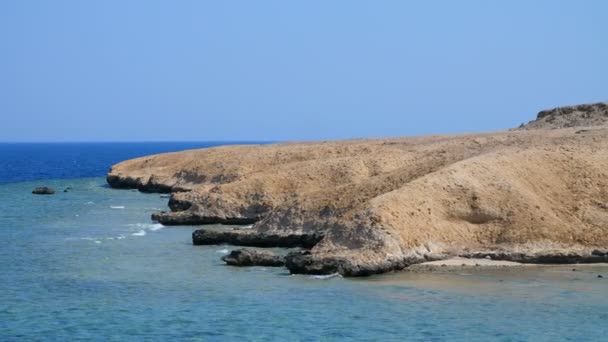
{"left": 1, "top": 178, "right": 607, "bottom": 341}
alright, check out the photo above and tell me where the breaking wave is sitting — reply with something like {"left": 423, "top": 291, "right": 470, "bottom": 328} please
{"left": 310, "top": 273, "right": 342, "bottom": 280}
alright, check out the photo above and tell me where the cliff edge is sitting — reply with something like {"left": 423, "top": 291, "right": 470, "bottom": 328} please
{"left": 107, "top": 102, "right": 608, "bottom": 276}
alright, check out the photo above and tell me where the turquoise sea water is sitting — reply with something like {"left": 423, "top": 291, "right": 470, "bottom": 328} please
{"left": 1, "top": 144, "right": 608, "bottom": 341}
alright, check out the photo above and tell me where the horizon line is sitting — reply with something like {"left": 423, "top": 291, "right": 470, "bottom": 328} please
{"left": 0, "top": 140, "right": 279, "bottom": 144}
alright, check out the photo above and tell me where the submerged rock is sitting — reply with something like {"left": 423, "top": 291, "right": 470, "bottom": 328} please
{"left": 221, "top": 248, "right": 285, "bottom": 267}
{"left": 32, "top": 187, "right": 55, "bottom": 195}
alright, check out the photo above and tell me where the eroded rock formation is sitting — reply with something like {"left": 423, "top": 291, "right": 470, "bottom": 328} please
{"left": 221, "top": 249, "right": 285, "bottom": 267}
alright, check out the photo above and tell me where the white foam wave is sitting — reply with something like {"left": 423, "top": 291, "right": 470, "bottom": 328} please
{"left": 149, "top": 223, "right": 164, "bottom": 231}
{"left": 127, "top": 223, "right": 165, "bottom": 231}
{"left": 242, "top": 224, "right": 254, "bottom": 229}
{"left": 132, "top": 230, "right": 147, "bottom": 236}
{"left": 216, "top": 249, "right": 230, "bottom": 254}
{"left": 85, "top": 201, "right": 95, "bottom": 205}
{"left": 310, "top": 273, "right": 342, "bottom": 280}
{"left": 110, "top": 206, "right": 125, "bottom": 209}
{"left": 78, "top": 236, "right": 125, "bottom": 242}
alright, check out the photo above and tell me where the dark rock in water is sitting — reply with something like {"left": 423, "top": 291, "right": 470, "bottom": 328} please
{"left": 598, "top": 275, "right": 604, "bottom": 278}
{"left": 32, "top": 187, "right": 55, "bottom": 195}
{"left": 153, "top": 210, "right": 257, "bottom": 225}
{"left": 284, "top": 250, "right": 411, "bottom": 277}
{"left": 192, "top": 229, "right": 323, "bottom": 248}
{"left": 221, "top": 248, "right": 285, "bottom": 267}
{"left": 152, "top": 210, "right": 258, "bottom": 226}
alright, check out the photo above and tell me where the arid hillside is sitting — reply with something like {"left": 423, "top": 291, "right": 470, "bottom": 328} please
{"left": 108, "top": 102, "right": 608, "bottom": 276}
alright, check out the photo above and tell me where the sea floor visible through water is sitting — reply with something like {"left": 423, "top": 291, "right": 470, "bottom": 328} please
{"left": 1, "top": 177, "right": 607, "bottom": 341}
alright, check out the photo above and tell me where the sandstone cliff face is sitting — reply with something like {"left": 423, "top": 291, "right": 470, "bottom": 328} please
{"left": 107, "top": 103, "right": 608, "bottom": 275}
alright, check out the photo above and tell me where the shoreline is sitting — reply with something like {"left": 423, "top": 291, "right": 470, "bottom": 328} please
{"left": 406, "top": 257, "right": 608, "bottom": 274}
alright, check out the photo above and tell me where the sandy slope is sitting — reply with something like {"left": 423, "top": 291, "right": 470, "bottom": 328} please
{"left": 108, "top": 102, "right": 608, "bottom": 276}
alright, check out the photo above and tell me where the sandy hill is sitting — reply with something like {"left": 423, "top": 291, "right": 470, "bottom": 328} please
{"left": 107, "top": 102, "right": 608, "bottom": 276}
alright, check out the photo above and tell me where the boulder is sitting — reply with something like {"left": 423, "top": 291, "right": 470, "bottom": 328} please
{"left": 221, "top": 248, "right": 285, "bottom": 267}
{"left": 32, "top": 187, "right": 55, "bottom": 195}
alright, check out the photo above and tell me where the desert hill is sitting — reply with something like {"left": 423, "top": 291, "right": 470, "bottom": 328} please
{"left": 107, "top": 102, "right": 608, "bottom": 276}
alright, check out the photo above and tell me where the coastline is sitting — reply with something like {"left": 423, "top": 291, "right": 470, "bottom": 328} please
{"left": 406, "top": 257, "right": 608, "bottom": 275}
{"left": 3, "top": 173, "right": 607, "bottom": 341}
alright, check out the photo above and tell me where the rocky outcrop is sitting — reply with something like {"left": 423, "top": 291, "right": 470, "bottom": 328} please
{"left": 106, "top": 174, "right": 191, "bottom": 193}
{"left": 518, "top": 102, "right": 608, "bottom": 130}
{"left": 152, "top": 211, "right": 258, "bottom": 225}
{"left": 592, "top": 249, "right": 608, "bottom": 257}
{"left": 284, "top": 251, "right": 414, "bottom": 276}
{"left": 192, "top": 229, "right": 323, "bottom": 248}
{"left": 221, "top": 248, "right": 285, "bottom": 267}
{"left": 108, "top": 102, "right": 608, "bottom": 276}
{"left": 32, "top": 187, "right": 55, "bottom": 195}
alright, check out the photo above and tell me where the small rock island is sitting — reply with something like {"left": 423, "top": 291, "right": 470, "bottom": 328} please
{"left": 107, "top": 102, "right": 608, "bottom": 276}
{"left": 32, "top": 187, "right": 55, "bottom": 195}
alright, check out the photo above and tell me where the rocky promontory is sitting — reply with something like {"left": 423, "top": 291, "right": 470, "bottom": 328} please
{"left": 107, "top": 102, "right": 608, "bottom": 276}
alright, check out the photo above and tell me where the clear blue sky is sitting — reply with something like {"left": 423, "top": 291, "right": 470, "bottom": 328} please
{"left": 1, "top": 1, "right": 607, "bottom": 142}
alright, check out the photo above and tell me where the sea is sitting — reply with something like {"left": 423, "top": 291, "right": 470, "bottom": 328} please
{"left": 1, "top": 142, "right": 607, "bottom": 341}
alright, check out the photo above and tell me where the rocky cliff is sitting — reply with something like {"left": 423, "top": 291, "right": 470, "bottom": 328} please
{"left": 107, "top": 102, "right": 608, "bottom": 276}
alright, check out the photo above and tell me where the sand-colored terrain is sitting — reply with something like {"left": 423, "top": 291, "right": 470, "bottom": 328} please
{"left": 108, "top": 102, "right": 608, "bottom": 276}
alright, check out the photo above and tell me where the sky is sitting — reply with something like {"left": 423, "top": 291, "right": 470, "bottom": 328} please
{"left": 1, "top": 1, "right": 607, "bottom": 142}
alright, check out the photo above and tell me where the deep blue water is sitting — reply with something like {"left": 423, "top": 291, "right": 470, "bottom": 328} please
{"left": 0, "top": 142, "right": 260, "bottom": 184}
{"left": 1, "top": 143, "right": 607, "bottom": 341}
